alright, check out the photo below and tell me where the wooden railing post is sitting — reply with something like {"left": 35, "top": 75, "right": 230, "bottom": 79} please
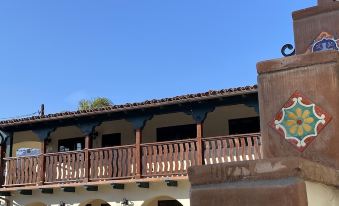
{"left": 135, "top": 128, "right": 142, "bottom": 179}
{"left": 196, "top": 122, "right": 203, "bottom": 165}
{"left": 84, "top": 135, "right": 91, "bottom": 182}
{"left": 32, "top": 128, "right": 55, "bottom": 185}
{"left": 126, "top": 115, "right": 152, "bottom": 179}
{"left": 190, "top": 106, "right": 214, "bottom": 166}
{"left": 38, "top": 139, "right": 46, "bottom": 185}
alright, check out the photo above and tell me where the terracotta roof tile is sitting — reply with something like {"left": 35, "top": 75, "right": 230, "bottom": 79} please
{"left": 0, "top": 85, "right": 257, "bottom": 128}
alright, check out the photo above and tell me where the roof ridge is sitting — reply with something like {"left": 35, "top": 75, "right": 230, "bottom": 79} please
{"left": 0, "top": 85, "right": 257, "bottom": 127}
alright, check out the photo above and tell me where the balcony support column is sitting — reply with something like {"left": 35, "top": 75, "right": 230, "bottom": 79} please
{"left": 84, "top": 134, "right": 92, "bottom": 183}
{"left": 38, "top": 139, "right": 47, "bottom": 185}
{"left": 77, "top": 122, "right": 101, "bottom": 183}
{"left": 188, "top": 105, "right": 215, "bottom": 166}
{"left": 33, "top": 127, "right": 55, "bottom": 186}
{"left": 135, "top": 128, "right": 142, "bottom": 179}
{"left": 126, "top": 115, "right": 153, "bottom": 179}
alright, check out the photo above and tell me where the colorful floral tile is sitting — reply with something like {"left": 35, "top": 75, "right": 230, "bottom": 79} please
{"left": 270, "top": 91, "right": 332, "bottom": 152}
{"left": 306, "top": 32, "right": 339, "bottom": 53}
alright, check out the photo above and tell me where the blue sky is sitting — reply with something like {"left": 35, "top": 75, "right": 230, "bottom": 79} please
{"left": 0, "top": 0, "right": 316, "bottom": 118}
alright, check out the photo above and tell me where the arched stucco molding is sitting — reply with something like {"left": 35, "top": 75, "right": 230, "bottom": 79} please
{"left": 79, "top": 199, "right": 111, "bottom": 206}
{"left": 141, "top": 195, "right": 183, "bottom": 206}
{"left": 26, "top": 202, "right": 47, "bottom": 206}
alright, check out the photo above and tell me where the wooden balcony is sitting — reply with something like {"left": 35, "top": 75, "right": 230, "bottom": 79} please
{"left": 1, "top": 133, "right": 261, "bottom": 189}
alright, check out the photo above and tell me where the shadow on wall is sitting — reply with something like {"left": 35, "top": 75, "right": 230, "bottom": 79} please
{"left": 79, "top": 199, "right": 111, "bottom": 206}
{"left": 142, "top": 196, "right": 183, "bottom": 206}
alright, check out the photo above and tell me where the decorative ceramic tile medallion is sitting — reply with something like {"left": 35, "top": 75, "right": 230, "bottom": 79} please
{"left": 271, "top": 91, "right": 332, "bottom": 152}
{"left": 306, "top": 32, "right": 339, "bottom": 53}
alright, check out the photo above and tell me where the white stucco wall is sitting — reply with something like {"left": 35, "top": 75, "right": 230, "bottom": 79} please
{"left": 306, "top": 181, "right": 339, "bottom": 206}
{"left": 6, "top": 180, "right": 190, "bottom": 206}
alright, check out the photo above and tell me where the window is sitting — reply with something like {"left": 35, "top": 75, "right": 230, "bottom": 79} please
{"left": 157, "top": 124, "right": 196, "bottom": 142}
{"left": 228, "top": 116, "right": 260, "bottom": 135}
{"left": 58, "top": 137, "right": 85, "bottom": 152}
{"left": 158, "top": 200, "right": 182, "bottom": 206}
{"left": 102, "top": 133, "right": 121, "bottom": 147}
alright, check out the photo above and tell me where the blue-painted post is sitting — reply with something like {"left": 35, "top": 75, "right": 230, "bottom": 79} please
{"left": 0, "top": 144, "right": 5, "bottom": 186}
{"left": 0, "top": 131, "right": 11, "bottom": 187}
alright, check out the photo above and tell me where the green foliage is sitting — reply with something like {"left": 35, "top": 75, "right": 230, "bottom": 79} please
{"left": 78, "top": 99, "right": 91, "bottom": 110}
{"left": 78, "top": 97, "right": 113, "bottom": 110}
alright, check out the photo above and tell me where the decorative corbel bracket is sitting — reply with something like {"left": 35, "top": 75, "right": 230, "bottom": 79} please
{"left": 77, "top": 121, "right": 102, "bottom": 136}
{"left": 244, "top": 99, "right": 260, "bottom": 114}
{"left": 32, "top": 128, "right": 56, "bottom": 141}
{"left": 0, "top": 130, "right": 12, "bottom": 146}
{"left": 186, "top": 105, "right": 215, "bottom": 123}
{"left": 126, "top": 115, "right": 153, "bottom": 130}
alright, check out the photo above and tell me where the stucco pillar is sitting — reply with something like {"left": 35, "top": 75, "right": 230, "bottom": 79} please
{"left": 293, "top": 0, "right": 339, "bottom": 54}
{"left": 189, "top": 2, "right": 339, "bottom": 206}
{"left": 257, "top": 51, "right": 339, "bottom": 168}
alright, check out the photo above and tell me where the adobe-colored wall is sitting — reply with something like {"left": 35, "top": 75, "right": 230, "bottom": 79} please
{"left": 188, "top": 156, "right": 339, "bottom": 206}
{"left": 190, "top": 177, "right": 308, "bottom": 206}
{"left": 293, "top": 1, "right": 339, "bottom": 54}
{"left": 257, "top": 51, "right": 339, "bottom": 168}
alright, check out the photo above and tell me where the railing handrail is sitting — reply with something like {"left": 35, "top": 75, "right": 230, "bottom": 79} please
{"left": 4, "top": 134, "right": 261, "bottom": 159}
{"left": 141, "top": 138, "right": 197, "bottom": 147}
{"left": 202, "top": 133, "right": 261, "bottom": 141}
{"left": 88, "top": 144, "right": 135, "bottom": 151}
{"left": 44, "top": 150, "right": 85, "bottom": 156}
{"left": 3, "top": 155, "right": 41, "bottom": 160}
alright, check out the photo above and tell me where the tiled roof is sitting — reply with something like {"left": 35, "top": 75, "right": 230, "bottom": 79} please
{"left": 0, "top": 85, "right": 257, "bottom": 128}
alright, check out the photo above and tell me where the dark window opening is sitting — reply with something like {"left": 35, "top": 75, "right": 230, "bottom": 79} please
{"left": 158, "top": 200, "right": 183, "bottom": 206}
{"left": 102, "top": 133, "right": 121, "bottom": 147}
{"left": 58, "top": 137, "right": 85, "bottom": 152}
{"left": 228, "top": 116, "right": 260, "bottom": 135}
{"left": 156, "top": 124, "right": 196, "bottom": 142}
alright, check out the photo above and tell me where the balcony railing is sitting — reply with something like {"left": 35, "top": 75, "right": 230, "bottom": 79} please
{"left": 89, "top": 145, "right": 136, "bottom": 181}
{"left": 44, "top": 150, "right": 86, "bottom": 184}
{"left": 141, "top": 138, "right": 198, "bottom": 177}
{"left": 2, "top": 133, "right": 261, "bottom": 188}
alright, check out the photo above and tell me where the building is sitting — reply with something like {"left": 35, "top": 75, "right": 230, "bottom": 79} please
{"left": 4, "top": 0, "right": 338, "bottom": 205}
{"left": 189, "top": 0, "right": 339, "bottom": 206}
{"left": 0, "top": 85, "right": 261, "bottom": 206}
